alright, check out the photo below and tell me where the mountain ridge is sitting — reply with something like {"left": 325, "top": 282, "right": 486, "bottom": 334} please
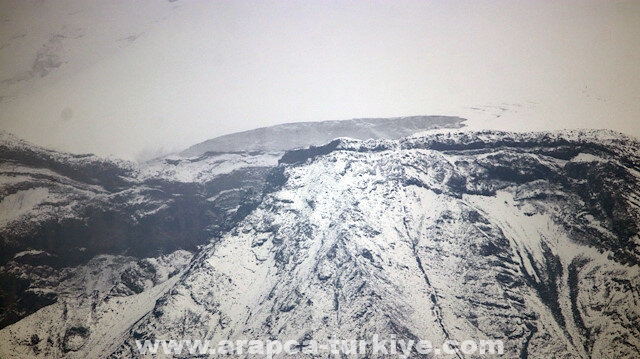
{"left": 179, "top": 115, "right": 466, "bottom": 157}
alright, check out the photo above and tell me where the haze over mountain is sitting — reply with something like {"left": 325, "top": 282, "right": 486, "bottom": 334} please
{"left": 0, "top": 0, "right": 639, "bottom": 159}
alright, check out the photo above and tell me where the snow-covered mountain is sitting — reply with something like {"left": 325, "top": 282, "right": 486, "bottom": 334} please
{"left": 1, "top": 120, "right": 639, "bottom": 358}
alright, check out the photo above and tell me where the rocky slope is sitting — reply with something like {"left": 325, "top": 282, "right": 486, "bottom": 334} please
{"left": 1, "top": 125, "right": 639, "bottom": 358}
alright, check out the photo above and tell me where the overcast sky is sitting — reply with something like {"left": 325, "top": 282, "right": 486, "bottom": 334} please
{"left": 1, "top": 0, "right": 639, "bottom": 160}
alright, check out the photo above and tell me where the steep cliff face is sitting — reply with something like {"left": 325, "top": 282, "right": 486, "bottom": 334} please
{"left": 1, "top": 128, "right": 639, "bottom": 358}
